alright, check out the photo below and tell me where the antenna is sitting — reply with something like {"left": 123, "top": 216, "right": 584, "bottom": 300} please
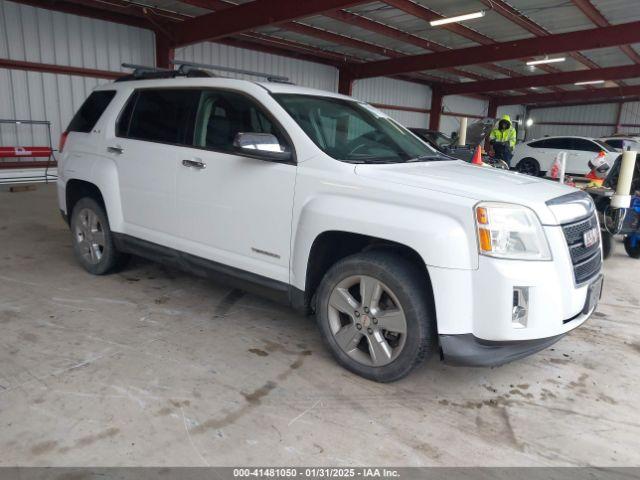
{"left": 171, "top": 60, "right": 292, "bottom": 83}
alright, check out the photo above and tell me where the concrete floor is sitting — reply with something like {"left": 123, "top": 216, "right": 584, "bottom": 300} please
{"left": 0, "top": 184, "right": 639, "bottom": 467}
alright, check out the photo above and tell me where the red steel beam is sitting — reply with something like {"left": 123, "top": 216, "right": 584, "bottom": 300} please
{"left": 429, "top": 87, "right": 443, "bottom": 130}
{"left": 442, "top": 64, "right": 640, "bottom": 96}
{"left": 478, "top": 0, "right": 605, "bottom": 74}
{"left": 176, "top": 0, "right": 482, "bottom": 84}
{"left": 0, "top": 58, "right": 123, "bottom": 79}
{"left": 351, "top": 21, "right": 640, "bottom": 79}
{"left": 382, "top": 0, "right": 564, "bottom": 85}
{"left": 572, "top": 0, "right": 640, "bottom": 64}
{"left": 528, "top": 98, "right": 640, "bottom": 110}
{"left": 9, "top": 0, "right": 152, "bottom": 29}
{"left": 322, "top": 10, "right": 490, "bottom": 82}
{"left": 495, "top": 85, "right": 640, "bottom": 106}
{"left": 171, "top": 0, "right": 370, "bottom": 47}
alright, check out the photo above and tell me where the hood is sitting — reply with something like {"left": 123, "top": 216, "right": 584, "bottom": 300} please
{"left": 355, "top": 160, "right": 579, "bottom": 225}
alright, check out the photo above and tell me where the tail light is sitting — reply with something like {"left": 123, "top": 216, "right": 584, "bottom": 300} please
{"left": 59, "top": 131, "right": 69, "bottom": 153}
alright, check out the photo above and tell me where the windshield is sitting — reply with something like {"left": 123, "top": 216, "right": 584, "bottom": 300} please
{"left": 432, "top": 132, "right": 453, "bottom": 148}
{"left": 274, "top": 94, "right": 442, "bottom": 163}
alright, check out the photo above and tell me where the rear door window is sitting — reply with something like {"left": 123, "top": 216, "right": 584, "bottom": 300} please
{"left": 67, "top": 90, "right": 116, "bottom": 133}
{"left": 569, "top": 138, "right": 601, "bottom": 152}
{"left": 118, "top": 89, "right": 200, "bottom": 145}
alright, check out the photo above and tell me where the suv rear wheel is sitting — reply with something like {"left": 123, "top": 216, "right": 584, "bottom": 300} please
{"left": 315, "top": 251, "right": 436, "bottom": 382}
{"left": 70, "top": 197, "right": 128, "bottom": 275}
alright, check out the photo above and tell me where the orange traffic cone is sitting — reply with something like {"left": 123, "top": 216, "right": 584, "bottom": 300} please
{"left": 471, "top": 145, "right": 483, "bottom": 165}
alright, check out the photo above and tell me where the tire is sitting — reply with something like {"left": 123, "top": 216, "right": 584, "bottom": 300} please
{"left": 515, "top": 157, "right": 541, "bottom": 176}
{"left": 624, "top": 236, "right": 640, "bottom": 259}
{"left": 69, "top": 197, "right": 129, "bottom": 275}
{"left": 315, "top": 251, "right": 436, "bottom": 382}
{"left": 601, "top": 230, "right": 612, "bottom": 259}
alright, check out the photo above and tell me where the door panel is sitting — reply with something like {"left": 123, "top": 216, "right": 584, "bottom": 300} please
{"left": 112, "top": 88, "right": 199, "bottom": 245}
{"left": 175, "top": 89, "right": 296, "bottom": 283}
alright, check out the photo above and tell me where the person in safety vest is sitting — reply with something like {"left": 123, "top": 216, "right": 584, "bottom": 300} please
{"left": 489, "top": 114, "right": 517, "bottom": 166}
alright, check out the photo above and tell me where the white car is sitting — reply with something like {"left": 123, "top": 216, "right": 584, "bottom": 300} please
{"left": 599, "top": 136, "right": 640, "bottom": 151}
{"left": 56, "top": 70, "right": 603, "bottom": 382}
{"left": 512, "top": 135, "right": 618, "bottom": 176}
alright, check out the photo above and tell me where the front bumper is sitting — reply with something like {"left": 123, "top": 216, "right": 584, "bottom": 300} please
{"left": 428, "top": 225, "right": 602, "bottom": 341}
{"left": 439, "top": 332, "right": 565, "bottom": 367}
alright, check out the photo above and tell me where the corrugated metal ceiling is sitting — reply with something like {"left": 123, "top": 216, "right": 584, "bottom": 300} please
{"left": 37, "top": 0, "right": 640, "bottom": 97}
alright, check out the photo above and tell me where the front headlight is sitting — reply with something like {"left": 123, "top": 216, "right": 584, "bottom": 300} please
{"left": 475, "top": 202, "right": 552, "bottom": 261}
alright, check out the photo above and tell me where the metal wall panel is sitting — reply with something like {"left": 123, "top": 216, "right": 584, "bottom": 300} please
{"left": 0, "top": 0, "right": 154, "bottom": 155}
{"left": 175, "top": 42, "right": 339, "bottom": 92}
{"left": 441, "top": 95, "right": 488, "bottom": 137}
{"left": 619, "top": 101, "right": 640, "bottom": 132}
{"left": 352, "top": 76, "right": 430, "bottom": 128}
{"left": 527, "top": 103, "right": 620, "bottom": 139}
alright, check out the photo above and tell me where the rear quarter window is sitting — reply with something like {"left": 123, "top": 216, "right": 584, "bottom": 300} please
{"left": 67, "top": 90, "right": 116, "bottom": 133}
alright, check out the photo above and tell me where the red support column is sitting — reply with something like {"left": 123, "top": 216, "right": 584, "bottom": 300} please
{"left": 338, "top": 69, "right": 354, "bottom": 95}
{"left": 615, "top": 101, "right": 624, "bottom": 134}
{"left": 429, "top": 87, "right": 443, "bottom": 131}
{"left": 487, "top": 98, "right": 498, "bottom": 119}
{"left": 155, "top": 33, "right": 175, "bottom": 69}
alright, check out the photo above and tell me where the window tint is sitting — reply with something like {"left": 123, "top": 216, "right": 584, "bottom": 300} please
{"left": 545, "top": 138, "right": 573, "bottom": 149}
{"left": 528, "top": 139, "right": 549, "bottom": 148}
{"left": 67, "top": 90, "right": 116, "bottom": 133}
{"left": 121, "top": 89, "right": 200, "bottom": 145}
{"left": 193, "top": 90, "right": 288, "bottom": 152}
{"left": 605, "top": 139, "right": 623, "bottom": 149}
{"left": 570, "top": 138, "right": 601, "bottom": 152}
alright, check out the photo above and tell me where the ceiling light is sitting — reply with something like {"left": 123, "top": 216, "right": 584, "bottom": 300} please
{"left": 574, "top": 80, "right": 605, "bottom": 85}
{"left": 430, "top": 10, "right": 485, "bottom": 26}
{"left": 526, "top": 57, "right": 566, "bottom": 66}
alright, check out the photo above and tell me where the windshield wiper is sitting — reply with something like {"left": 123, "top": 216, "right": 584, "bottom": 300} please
{"left": 405, "top": 154, "right": 446, "bottom": 162}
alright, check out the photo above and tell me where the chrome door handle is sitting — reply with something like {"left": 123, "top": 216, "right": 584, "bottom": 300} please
{"left": 107, "top": 146, "right": 123, "bottom": 154}
{"left": 182, "top": 159, "right": 206, "bottom": 169}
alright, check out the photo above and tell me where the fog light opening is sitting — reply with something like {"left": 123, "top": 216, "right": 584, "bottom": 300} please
{"left": 512, "top": 287, "right": 529, "bottom": 328}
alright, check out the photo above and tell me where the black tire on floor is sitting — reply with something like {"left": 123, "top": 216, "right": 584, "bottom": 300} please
{"left": 516, "top": 157, "right": 541, "bottom": 177}
{"left": 315, "top": 251, "right": 436, "bottom": 382}
{"left": 601, "top": 230, "right": 613, "bottom": 259}
{"left": 624, "top": 236, "right": 640, "bottom": 259}
{"left": 69, "top": 197, "right": 129, "bottom": 275}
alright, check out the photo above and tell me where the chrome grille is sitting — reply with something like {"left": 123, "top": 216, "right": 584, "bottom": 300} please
{"left": 561, "top": 214, "right": 602, "bottom": 285}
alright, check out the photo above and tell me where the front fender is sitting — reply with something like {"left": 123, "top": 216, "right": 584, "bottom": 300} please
{"left": 290, "top": 194, "right": 478, "bottom": 290}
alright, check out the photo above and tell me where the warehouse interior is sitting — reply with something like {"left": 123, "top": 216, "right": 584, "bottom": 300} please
{"left": 1, "top": 0, "right": 640, "bottom": 472}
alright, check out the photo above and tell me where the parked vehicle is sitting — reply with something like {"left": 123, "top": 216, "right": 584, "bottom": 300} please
{"left": 599, "top": 136, "right": 640, "bottom": 151}
{"left": 57, "top": 72, "right": 603, "bottom": 382}
{"left": 409, "top": 122, "right": 509, "bottom": 169}
{"left": 512, "top": 135, "right": 618, "bottom": 176}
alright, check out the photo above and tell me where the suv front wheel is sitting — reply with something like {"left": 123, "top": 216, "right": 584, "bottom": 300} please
{"left": 70, "top": 197, "right": 128, "bottom": 275}
{"left": 315, "top": 251, "right": 436, "bottom": 382}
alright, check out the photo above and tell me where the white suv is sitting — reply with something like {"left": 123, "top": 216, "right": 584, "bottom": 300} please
{"left": 57, "top": 72, "right": 603, "bottom": 382}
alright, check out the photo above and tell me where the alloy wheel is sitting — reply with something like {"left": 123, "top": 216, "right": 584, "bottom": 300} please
{"left": 327, "top": 275, "right": 407, "bottom": 367}
{"left": 74, "top": 208, "right": 106, "bottom": 265}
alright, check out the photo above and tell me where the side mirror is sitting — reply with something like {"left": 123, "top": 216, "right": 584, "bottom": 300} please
{"left": 233, "top": 132, "right": 292, "bottom": 163}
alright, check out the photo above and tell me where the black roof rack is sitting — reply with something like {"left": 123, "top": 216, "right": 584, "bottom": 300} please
{"left": 115, "top": 61, "right": 294, "bottom": 84}
{"left": 170, "top": 60, "right": 293, "bottom": 84}
{"left": 115, "top": 63, "right": 214, "bottom": 82}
